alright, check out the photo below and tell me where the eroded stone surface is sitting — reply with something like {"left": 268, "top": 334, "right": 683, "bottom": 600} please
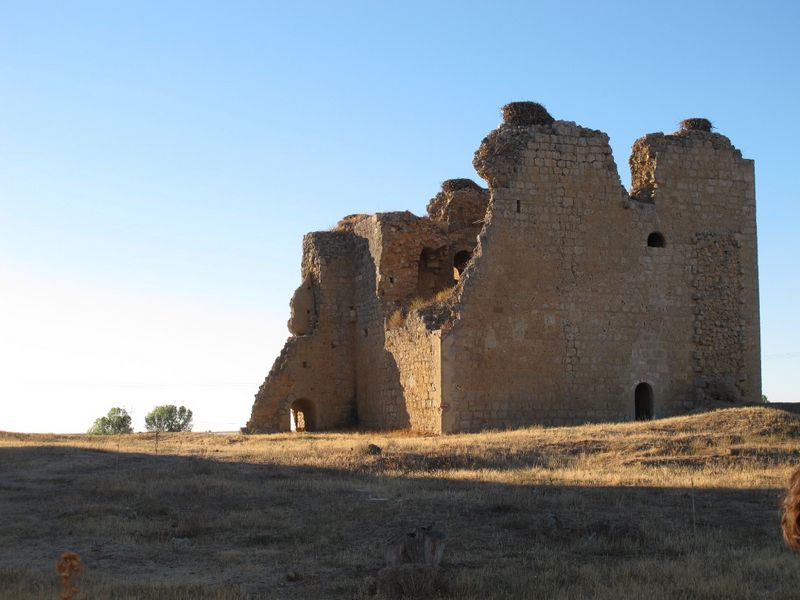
{"left": 287, "top": 273, "right": 316, "bottom": 336}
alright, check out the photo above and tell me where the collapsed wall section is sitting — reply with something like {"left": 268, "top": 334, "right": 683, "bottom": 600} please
{"left": 246, "top": 102, "right": 759, "bottom": 435}
{"left": 247, "top": 196, "right": 489, "bottom": 435}
{"left": 438, "top": 103, "right": 759, "bottom": 432}
{"left": 349, "top": 212, "right": 452, "bottom": 430}
{"left": 245, "top": 232, "right": 357, "bottom": 432}
{"left": 346, "top": 188, "right": 487, "bottom": 433}
{"left": 355, "top": 212, "right": 452, "bottom": 307}
{"left": 347, "top": 215, "right": 406, "bottom": 429}
{"left": 426, "top": 179, "right": 488, "bottom": 274}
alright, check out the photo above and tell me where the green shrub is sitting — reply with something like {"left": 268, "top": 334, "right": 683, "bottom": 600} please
{"left": 144, "top": 405, "right": 193, "bottom": 432}
{"left": 88, "top": 407, "right": 133, "bottom": 435}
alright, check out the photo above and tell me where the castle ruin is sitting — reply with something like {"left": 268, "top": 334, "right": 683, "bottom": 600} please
{"left": 245, "top": 102, "right": 760, "bottom": 434}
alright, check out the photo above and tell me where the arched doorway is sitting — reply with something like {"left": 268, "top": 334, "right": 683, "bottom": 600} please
{"left": 453, "top": 250, "right": 471, "bottom": 280}
{"left": 290, "top": 398, "right": 316, "bottom": 432}
{"left": 634, "top": 383, "right": 654, "bottom": 421}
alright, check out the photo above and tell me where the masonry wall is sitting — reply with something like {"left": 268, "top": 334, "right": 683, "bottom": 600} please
{"left": 630, "top": 131, "right": 760, "bottom": 405}
{"left": 439, "top": 116, "right": 759, "bottom": 432}
{"left": 348, "top": 217, "right": 406, "bottom": 429}
{"left": 441, "top": 121, "right": 636, "bottom": 431}
{"left": 349, "top": 213, "right": 452, "bottom": 429}
{"left": 247, "top": 104, "right": 760, "bottom": 435}
{"left": 246, "top": 232, "right": 357, "bottom": 432}
{"left": 385, "top": 315, "right": 442, "bottom": 433}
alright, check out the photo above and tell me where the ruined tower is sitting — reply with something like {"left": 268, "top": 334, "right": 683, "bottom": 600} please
{"left": 245, "top": 103, "right": 760, "bottom": 434}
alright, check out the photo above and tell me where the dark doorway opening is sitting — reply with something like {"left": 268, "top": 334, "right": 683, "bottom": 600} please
{"left": 290, "top": 398, "right": 316, "bottom": 432}
{"left": 453, "top": 250, "right": 471, "bottom": 280}
{"left": 635, "top": 383, "right": 654, "bottom": 421}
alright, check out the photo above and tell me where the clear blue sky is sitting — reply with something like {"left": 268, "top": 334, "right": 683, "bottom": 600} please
{"left": 1, "top": 0, "right": 797, "bottom": 432}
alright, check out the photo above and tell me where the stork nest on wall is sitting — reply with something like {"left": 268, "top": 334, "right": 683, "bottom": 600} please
{"left": 441, "top": 178, "right": 482, "bottom": 193}
{"left": 332, "top": 213, "right": 370, "bottom": 232}
{"left": 501, "top": 101, "right": 555, "bottom": 126}
{"left": 679, "top": 118, "right": 713, "bottom": 132}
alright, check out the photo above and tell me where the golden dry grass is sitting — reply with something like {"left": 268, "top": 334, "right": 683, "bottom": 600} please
{"left": 388, "top": 287, "right": 457, "bottom": 330}
{"left": 409, "top": 286, "right": 456, "bottom": 313}
{"left": 1, "top": 406, "right": 799, "bottom": 599}
{"left": 386, "top": 309, "right": 406, "bottom": 330}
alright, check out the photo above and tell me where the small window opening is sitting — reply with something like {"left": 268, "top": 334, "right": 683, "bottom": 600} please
{"left": 635, "top": 383, "right": 654, "bottom": 421}
{"left": 289, "top": 398, "right": 315, "bottom": 432}
{"left": 389, "top": 276, "right": 395, "bottom": 284}
{"left": 516, "top": 200, "right": 521, "bottom": 213}
{"left": 302, "top": 361, "right": 307, "bottom": 368}
{"left": 363, "top": 328, "right": 368, "bottom": 337}
{"left": 647, "top": 232, "right": 665, "bottom": 248}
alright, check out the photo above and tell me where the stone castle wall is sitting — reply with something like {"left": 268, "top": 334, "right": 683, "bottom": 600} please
{"left": 246, "top": 103, "right": 760, "bottom": 435}
{"left": 385, "top": 314, "right": 442, "bottom": 434}
{"left": 443, "top": 121, "right": 639, "bottom": 431}
{"left": 349, "top": 215, "right": 404, "bottom": 429}
{"left": 631, "top": 131, "right": 760, "bottom": 405}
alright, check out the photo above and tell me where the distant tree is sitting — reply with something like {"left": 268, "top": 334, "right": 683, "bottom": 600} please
{"left": 144, "top": 405, "right": 193, "bottom": 432}
{"left": 762, "top": 394, "right": 769, "bottom": 404}
{"left": 88, "top": 407, "right": 133, "bottom": 435}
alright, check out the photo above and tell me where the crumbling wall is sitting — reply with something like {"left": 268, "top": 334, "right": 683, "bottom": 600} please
{"left": 353, "top": 212, "right": 451, "bottom": 307}
{"left": 246, "top": 232, "right": 357, "bottom": 432}
{"left": 438, "top": 103, "right": 759, "bottom": 432}
{"left": 287, "top": 273, "right": 316, "bottom": 335}
{"left": 345, "top": 210, "right": 462, "bottom": 430}
{"left": 349, "top": 200, "right": 485, "bottom": 433}
{"left": 426, "top": 180, "right": 489, "bottom": 281}
{"left": 441, "top": 107, "right": 638, "bottom": 432}
{"left": 426, "top": 179, "right": 487, "bottom": 229}
{"left": 247, "top": 102, "right": 759, "bottom": 435}
{"left": 348, "top": 216, "right": 408, "bottom": 429}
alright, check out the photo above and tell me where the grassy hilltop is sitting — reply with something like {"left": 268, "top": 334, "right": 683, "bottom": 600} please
{"left": 1, "top": 406, "right": 799, "bottom": 599}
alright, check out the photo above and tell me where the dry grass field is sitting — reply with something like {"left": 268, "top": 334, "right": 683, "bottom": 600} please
{"left": 1, "top": 405, "right": 799, "bottom": 599}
